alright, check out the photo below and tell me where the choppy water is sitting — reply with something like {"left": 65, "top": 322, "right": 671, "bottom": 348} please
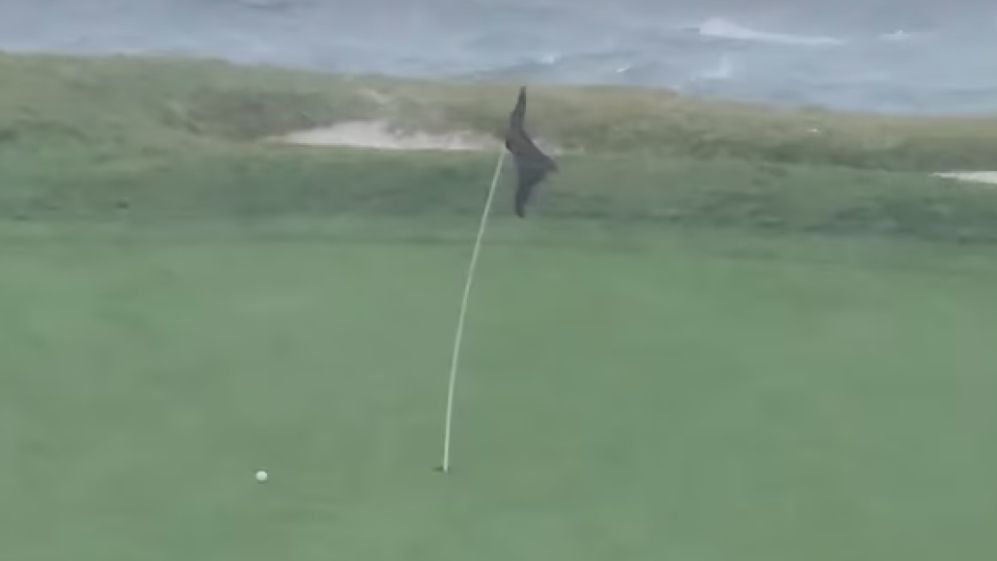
{"left": 2, "top": 0, "right": 997, "bottom": 114}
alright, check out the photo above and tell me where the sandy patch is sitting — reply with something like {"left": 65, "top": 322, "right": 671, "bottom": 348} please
{"left": 272, "top": 119, "right": 566, "bottom": 155}
{"left": 272, "top": 120, "right": 499, "bottom": 152}
{"left": 933, "top": 171, "right": 997, "bottom": 186}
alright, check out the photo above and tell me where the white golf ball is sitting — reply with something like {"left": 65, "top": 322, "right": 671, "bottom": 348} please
{"left": 255, "top": 470, "right": 269, "bottom": 483}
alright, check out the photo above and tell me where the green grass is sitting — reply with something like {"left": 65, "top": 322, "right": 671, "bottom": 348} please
{"left": 5, "top": 50, "right": 997, "bottom": 171}
{"left": 6, "top": 142, "right": 997, "bottom": 243}
{"left": 2, "top": 219, "right": 996, "bottom": 560}
{"left": 5, "top": 52, "right": 997, "bottom": 243}
{"left": 3, "top": 51, "right": 997, "bottom": 559}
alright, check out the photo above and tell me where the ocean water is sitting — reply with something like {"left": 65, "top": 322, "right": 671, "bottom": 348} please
{"left": 2, "top": 0, "right": 996, "bottom": 114}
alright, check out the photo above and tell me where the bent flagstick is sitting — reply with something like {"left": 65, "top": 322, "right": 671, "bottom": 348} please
{"left": 439, "top": 86, "right": 557, "bottom": 473}
{"left": 440, "top": 148, "right": 506, "bottom": 474}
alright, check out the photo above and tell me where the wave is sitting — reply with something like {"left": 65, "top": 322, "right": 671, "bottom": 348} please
{"left": 878, "top": 29, "right": 931, "bottom": 42}
{"left": 692, "top": 17, "right": 846, "bottom": 47}
{"left": 537, "top": 52, "right": 563, "bottom": 65}
{"left": 695, "top": 54, "right": 735, "bottom": 80}
{"left": 462, "top": 48, "right": 641, "bottom": 84}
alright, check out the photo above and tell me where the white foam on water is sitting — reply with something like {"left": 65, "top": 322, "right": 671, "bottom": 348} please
{"left": 695, "top": 17, "right": 846, "bottom": 47}
{"left": 697, "top": 54, "right": 735, "bottom": 80}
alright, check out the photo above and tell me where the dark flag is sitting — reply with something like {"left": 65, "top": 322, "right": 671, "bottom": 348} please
{"left": 504, "top": 86, "right": 557, "bottom": 217}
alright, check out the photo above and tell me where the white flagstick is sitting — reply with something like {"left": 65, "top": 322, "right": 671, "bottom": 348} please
{"left": 441, "top": 147, "right": 507, "bottom": 474}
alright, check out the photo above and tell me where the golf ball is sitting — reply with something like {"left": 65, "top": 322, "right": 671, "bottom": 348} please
{"left": 255, "top": 470, "right": 269, "bottom": 483}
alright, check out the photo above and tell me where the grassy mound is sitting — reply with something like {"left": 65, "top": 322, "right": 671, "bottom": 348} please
{"left": 3, "top": 51, "right": 997, "bottom": 243}
{"left": 5, "top": 52, "right": 997, "bottom": 168}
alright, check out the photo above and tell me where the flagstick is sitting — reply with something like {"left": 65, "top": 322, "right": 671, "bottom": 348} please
{"left": 440, "top": 147, "right": 507, "bottom": 474}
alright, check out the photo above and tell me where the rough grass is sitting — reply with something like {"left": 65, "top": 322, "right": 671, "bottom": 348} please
{"left": 4, "top": 141, "right": 997, "bottom": 243}
{"left": 5, "top": 51, "right": 997, "bottom": 170}
{"left": 5, "top": 51, "right": 997, "bottom": 244}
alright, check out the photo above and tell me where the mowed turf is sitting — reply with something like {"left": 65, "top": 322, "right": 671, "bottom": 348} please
{"left": 1, "top": 219, "right": 995, "bottom": 561}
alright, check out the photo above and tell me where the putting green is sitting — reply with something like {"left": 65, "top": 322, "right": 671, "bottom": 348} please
{"left": 2, "top": 220, "right": 995, "bottom": 560}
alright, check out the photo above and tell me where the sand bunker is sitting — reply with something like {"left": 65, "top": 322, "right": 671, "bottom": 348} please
{"left": 274, "top": 119, "right": 565, "bottom": 155}
{"left": 933, "top": 171, "right": 997, "bottom": 186}
{"left": 274, "top": 120, "right": 499, "bottom": 152}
